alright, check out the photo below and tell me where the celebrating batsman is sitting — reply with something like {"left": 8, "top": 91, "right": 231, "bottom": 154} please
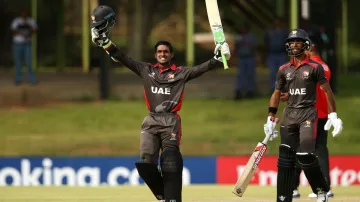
{"left": 90, "top": 5, "right": 230, "bottom": 202}
{"left": 263, "top": 29, "right": 343, "bottom": 202}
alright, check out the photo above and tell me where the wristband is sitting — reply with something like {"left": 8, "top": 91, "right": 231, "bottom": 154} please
{"left": 268, "top": 107, "right": 278, "bottom": 114}
{"left": 103, "top": 41, "right": 112, "bottom": 50}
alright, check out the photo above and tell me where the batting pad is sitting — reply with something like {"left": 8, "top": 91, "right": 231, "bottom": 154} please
{"left": 277, "top": 144, "right": 296, "bottom": 202}
{"left": 296, "top": 152, "right": 330, "bottom": 194}
{"left": 160, "top": 148, "right": 183, "bottom": 202}
{"left": 135, "top": 162, "right": 165, "bottom": 200}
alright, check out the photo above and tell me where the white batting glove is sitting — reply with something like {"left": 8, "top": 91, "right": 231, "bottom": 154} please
{"left": 214, "top": 42, "right": 231, "bottom": 62}
{"left": 324, "top": 112, "right": 343, "bottom": 137}
{"left": 269, "top": 130, "right": 279, "bottom": 141}
{"left": 91, "top": 28, "right": 110, "bottom": 47}
{"left": 264, "top": 116, "right": 279, "bottom": 140}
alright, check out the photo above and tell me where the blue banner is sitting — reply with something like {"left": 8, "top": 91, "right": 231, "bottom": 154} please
{"left": 0, "top": 157, "right": 216, "bottom": 186}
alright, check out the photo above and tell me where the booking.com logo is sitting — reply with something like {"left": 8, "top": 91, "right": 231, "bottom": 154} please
{"left": 0, "top": 158, "right": 191, "bottom": 186}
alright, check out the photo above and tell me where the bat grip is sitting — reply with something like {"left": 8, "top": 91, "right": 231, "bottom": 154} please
{"left": 220, "top": 51, "right": 229, "bottom": 70}
{"left": 263, "top": 132, "right": 272, "bottom": 145}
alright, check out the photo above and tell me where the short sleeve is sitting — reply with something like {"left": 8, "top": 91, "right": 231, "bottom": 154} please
{"left": 314, "top": 64, "right": 327, "bottom": 85}
{"left": 275, "top": 68, "right": 286, "bottom": 90}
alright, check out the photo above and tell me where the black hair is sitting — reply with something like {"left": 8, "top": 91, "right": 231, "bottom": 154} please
{"left": 309, "top": 34, "right": 324, "bottom": 52}
{"left": 154, "top": 41, "right": 173, "bottom": 53}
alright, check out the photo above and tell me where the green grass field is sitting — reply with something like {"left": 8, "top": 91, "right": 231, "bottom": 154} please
{"left": 0, "top": 185, "right": 359, "bottom": 202}
{"left": 0, "top": 74, "right": 360, "bottom": 156}
{"left": 1, "top": 97, "right": 360, "bottom": 156}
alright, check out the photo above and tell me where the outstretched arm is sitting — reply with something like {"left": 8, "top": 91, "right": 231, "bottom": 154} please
{"left": 183, "top": 58, "right": 220, "bottom": 82}
{"left": 103, "top": 42, "right": 147, "bottom": 77}
{"left": 92, "top": 28, "right": 146, "bottom": 77}
{"left": 184, "top": 43, "right": 231, "bottom": 82}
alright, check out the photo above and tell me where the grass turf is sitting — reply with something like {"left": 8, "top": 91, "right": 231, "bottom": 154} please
{"left": 0, "top": 73, "right": 359, "bottom": 156}
{"left": 0, "top": 185, "right": 359, "bottom": 202}
{"left": 0, "top": 96, "right": 360, "bottom": 156}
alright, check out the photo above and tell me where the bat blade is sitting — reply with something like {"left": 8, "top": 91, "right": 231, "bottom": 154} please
{"left": 205, "top": 0, "right": 229, "bottom": 70}
{"left": 232, "top": 142, "right": 268, "bottom": 197}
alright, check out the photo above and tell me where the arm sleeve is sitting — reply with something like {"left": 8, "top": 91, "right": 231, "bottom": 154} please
{"left": 323, "top": 65, "right": 331, "bottom": 81}
{"left": 183, "top": 58, "right": 220, "bottom": 82}
{"left": 104, "top": 43, "right": 147, "bottom": 77}
{"left": 314, "top": 64, "right": 328, "bottom": 85}
{"left": 275, "top": 69, "right": 286, "bottom": 90}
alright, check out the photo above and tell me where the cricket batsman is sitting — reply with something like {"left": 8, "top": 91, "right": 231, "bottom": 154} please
{"left": 89, "top": 5, "right": 231, "bottom": 202}
{"left": 280, "top": 34, "right": 335, "bottom": 198}
{"left": 263, "top": 29, "right": 343, "bottom": 202}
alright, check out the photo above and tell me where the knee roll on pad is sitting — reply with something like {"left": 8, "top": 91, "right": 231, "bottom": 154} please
{"left": 278, "top": 144, "right": 296, "bottom": 167}
{"left": 160, "top": 148, "right": 183, "bottom": 202}
{"left": 160, "top": 147, "right": 183, "bottom": 172}
{"left": 140, "top": 152, "right": 157, "bottom": 164}
{"left": 277, "top": 144, "right": 296, "bottom": 202}
{"left": 135, "top": 162, "right": 164, "bottom": 200}
{"left": 296, "top": 153, "right": 330, "bottom": 194}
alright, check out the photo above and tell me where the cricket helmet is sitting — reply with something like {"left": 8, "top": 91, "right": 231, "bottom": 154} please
{"left": 90, "top": 5, "right": 116, "bottom": 34}
{"left": 285, "top": 29, "right": 311, "bottom": 56}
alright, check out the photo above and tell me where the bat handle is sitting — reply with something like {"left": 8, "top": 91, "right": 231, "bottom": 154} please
{"left": 220, "top": 51, "right": 229, "bottom": 70}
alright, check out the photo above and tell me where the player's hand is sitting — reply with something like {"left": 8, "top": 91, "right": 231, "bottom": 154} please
{"left": 269, "top": 130, "right": 278, "bottom": 141}
{"left": 214, "top": 42, "right": 231, "bottom": 62}
{"left": 91, "top": 28, "right": 110, "bottom": 47}
{"left": 324, "top": 112, "right": 343, "bottom": 137}
{"left": 264, "top": 116, "right": 279, "bottom": 140}
{"left": 280, "top": 93, "right": 289, "bottom": 102}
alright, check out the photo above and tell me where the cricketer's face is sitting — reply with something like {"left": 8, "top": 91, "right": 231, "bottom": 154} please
{"left": 288, "top": 39, "right": 304, "bottom": 55}
{"left": 155, "top": 45, "right": 173, "bottom": 64}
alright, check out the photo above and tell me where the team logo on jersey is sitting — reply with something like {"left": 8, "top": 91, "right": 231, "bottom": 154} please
{"left": 302, "top": 70, "right": 309, "bottom": 79}
{"left": 167, "top": 73, "right": 174, "bottom": 79}
{"left": 305, "top": 120, "right": 312, "bottom": 128}
{"left": 167, "top": 73, "right": 175, "bottom": 82}
{"left": 286, "top": 73, "right": 292, "bottom": 80}
{"left": 170, "top": 133, "right": 177, "bottom": 141}
{"left": 148, "top": 72, "right": 155, "bottom": 79}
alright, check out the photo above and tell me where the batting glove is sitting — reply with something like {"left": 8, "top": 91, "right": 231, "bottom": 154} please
{"left": 324, "top": 112, "right": 343, "bottom": 137}
{"left": 264, "top": 116, "right": 279, "bottom": 141}
{"left": 91, "top": 27, "right": 110, "bottom": 47}
{"left": 214, "top": 43, "right": 231, "bottom": 62}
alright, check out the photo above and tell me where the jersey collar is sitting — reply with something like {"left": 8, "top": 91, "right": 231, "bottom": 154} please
{"left": 290, "top": 55, "right": 310, "bottom": 68}
{"left": 154, "top": 63, "right": 177, "bottom": 73}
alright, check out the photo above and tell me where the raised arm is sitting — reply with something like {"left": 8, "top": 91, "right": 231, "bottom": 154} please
{"left": 102, "top": 41, "right": 147, "bottom": 77}
{"left": 184, "top": 43, "right": 231, "bottom": 82}
{"left": 91, "top": 28, "right": 147, "bottom": 77}
{"left": 183, "top": 58, "right": 220, "bottom": 82}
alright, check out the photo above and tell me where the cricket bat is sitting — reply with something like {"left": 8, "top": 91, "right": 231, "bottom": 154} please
{"left": 205, "top": 0, "right": 229, "bottom": 70}
{"left": 232, "top": 129, "right": 278, "bottom": 197}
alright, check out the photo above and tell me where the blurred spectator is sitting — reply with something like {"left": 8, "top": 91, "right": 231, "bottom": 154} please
{"left": 11, "top": 8, "right": 37, "bottom": 85}
{"left": 264, "top": 17, "right": 288, "bottom": 93}
{"left": 300, "top": 19, "right": 321, "bottom": 40}
{"left": 234, "top": 23, "right": 257, "bottom": 100}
